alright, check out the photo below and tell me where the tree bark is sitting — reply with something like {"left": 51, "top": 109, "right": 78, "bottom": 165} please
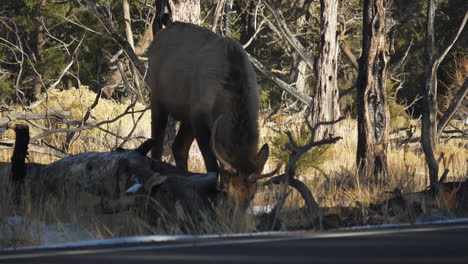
{"left": 224, "top": 0, "right": 234, "bottom": 37}
{"left": 169, "top": 0, "right": 200, "bottom": 24}
{"left": 310, "top": 0, "right": 340, "bottom": 139}
{"left": 356, "top": 0, "right": 390, "bottom": 179}
{"left": 422, "top": 0, "right": 440, "bottom": 189}
{"left": 32, "top": 0, "right": 46, "bottom": 99}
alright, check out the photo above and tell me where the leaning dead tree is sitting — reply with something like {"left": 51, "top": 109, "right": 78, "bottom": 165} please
{"left": 422, "top": 1, "right": 467, "bottom": 190}
{"left": 356, "top": 0, "right": 390, "bottom": 179}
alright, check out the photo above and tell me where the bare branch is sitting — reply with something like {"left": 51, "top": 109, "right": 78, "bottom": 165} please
{"left": 247, "top": 53, "right": 312, "bottom": 106}
{"left": 437, "top": 78, "right": 468, "bottom": 137}
{"left": 339, "top": 41, "right": 359, "bottom": 70}
{"left": 242, "top": 18, "right": 266, "bottom": 49}
{"left": 262, "top": 0, "right": 314, "bottom": 71}
{"left": 434, "top": 10, "right": 468, "bottom": 66}
{"left": 49, "top": 34, "right": 85, "bottom": 91}
{"left": 29, "top": 106, "right": 149, "bottom": 142}
{"left": 0, "top": 110, "right": 71, "bottom": 127}
{"left": 212, "top": 0, "right": 227, "bottom": 32}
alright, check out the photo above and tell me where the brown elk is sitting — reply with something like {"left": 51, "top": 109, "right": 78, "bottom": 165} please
{"left": 148, "top": 21, "right": 271, "bottom": 209}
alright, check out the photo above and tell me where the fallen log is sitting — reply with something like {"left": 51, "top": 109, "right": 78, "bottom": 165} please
{"left": 4, "top": 124, "right": 287, "bottom": 232}
{"left": 3, "top": 126, "right": 220, "bottom": 217}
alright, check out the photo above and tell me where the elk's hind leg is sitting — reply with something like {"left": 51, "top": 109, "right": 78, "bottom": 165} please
{"left": 172, "top": 122, "right": 194, "bottom": 172}
{"left": 151, "top": 106, "right": 168, "bottom": 160}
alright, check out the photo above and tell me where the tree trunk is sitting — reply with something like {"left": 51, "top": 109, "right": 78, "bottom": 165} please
{"left": 122, "top": 0, "right": 144, "bottom": 103}
{"left": 356, "top": 0, "right": 390, "bottom": 179}
{"left": 310, "top": 0, "right": 340, "bottom": 139}
{"left": 32, "top": 0, "right": 46, "bottom": 99}
{"left": 421, "top": 0, "right": 439, "bottom": 189}
{"left": 169, "top": 0, "right": 200, "bottom": 24}
{"left": 224, "top": 0, "right": 233, "bottom": 36}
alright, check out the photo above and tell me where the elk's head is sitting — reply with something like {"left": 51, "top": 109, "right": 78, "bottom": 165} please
{"left": 211, "top": 116, "right": 273, "bottom": 210}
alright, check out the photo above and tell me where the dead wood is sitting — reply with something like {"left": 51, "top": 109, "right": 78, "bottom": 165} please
{"left": 5, "top": 127, "right": 220, "bottom": 217}
{"left": 247, "top": 53, "right": 312, "bottom": 106}
{"left": 262, "top": 0, "right": 314, "bottom": 71}
{"left": 437, "top": 78, "right": 468, "bottom": 138}
{"left": 0, "top": 110, "right": 71, "bottom": 127}
{"left": 3, "top": 125, "right": 276, "bottom": 228}
{"left": 261, "top": 116, "right": 345, "bottom": 230}
{"left": 371, "top": 181, "right": 468, "bottom": 220}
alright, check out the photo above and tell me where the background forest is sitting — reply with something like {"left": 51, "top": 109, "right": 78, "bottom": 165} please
{"left": 0, "top": 0, "right": 467, "bottom": 247}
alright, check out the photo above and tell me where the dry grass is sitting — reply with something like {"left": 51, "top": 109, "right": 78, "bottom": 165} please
{"left": 253, "top": 117, "right": 467, "bottom": 227}
{"left": 1, "top": 98, "right": 467, "bottom": 246}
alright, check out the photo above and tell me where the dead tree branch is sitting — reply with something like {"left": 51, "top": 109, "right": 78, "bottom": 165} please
{"left": 212, "top": 0, "right": 227, "bottom": 32}
{"left": 437, "top": 78, "right": 468, "bottom": 137}
{"left": 262, "top": 0, "right": 314, "bottom": 71}
{"left": 0, "top": 110, "right": 71, "bottom": 127}
{"left": 266, "top": 116, "right": 345, "bottom": 229}
{"left": 247, "top": 53, "right": 312, "bottom": 106}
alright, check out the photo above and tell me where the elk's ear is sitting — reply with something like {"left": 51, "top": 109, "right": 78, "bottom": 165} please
{"left": 256, "top": 144, "right": 269, "bottom": 172}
